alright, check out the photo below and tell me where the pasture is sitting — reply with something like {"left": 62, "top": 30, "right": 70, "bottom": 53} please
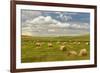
{"left": 21, "top": 35, "right": 90, "bottom": 63}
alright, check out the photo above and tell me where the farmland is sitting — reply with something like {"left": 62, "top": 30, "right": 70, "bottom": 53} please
{"left": 21, "top": 35, "right": 90, "bottom": 63}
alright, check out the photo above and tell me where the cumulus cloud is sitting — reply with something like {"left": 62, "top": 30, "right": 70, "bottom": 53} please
{"left": 60, "top": 14, "right": 72, "bottom": 21}
{"left": 21, "top": 10, "right": 42, "bottom": 23}
{"left": 48, "top": 29, "right": 56, "bottom": 32}
{"left": 26, "top": 16, "right": 83, "bottom": 28}
{"left": 29, "top": 16, "right": 57, "bottom": 25}
{"left": 56, "top": 13, "right": 72, "bottom": 22}
{"left": 22, "top": 15, "right": 89, "bottom": 36}
{"left": 71, "top": 23, "right": 89, "bottom": 29}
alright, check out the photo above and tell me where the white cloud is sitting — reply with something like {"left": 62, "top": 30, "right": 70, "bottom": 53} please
{"left": 45, "top": 16, "right": 52, "bottom": 22}
{"left": 21, "top": 10, "right": 42, "bottom": 23}
{"left": 71, "top": 23, "right": 89, "bottom": 29}
{"left": 55, "top": 12, "right": 62, "bottom": 14}
{"left": 28, "top": 16, "right": 72, "bottom": 28}
{"left": 57, "top": 22, "right": 70, "bottom": 27}
{"left": 29, "top": 16, "right": 57, "bottom": 25}
{"left": 48, "top": 29, "right": 56, "bottom": 32}
{"left": 22, "top": 15, "right": 89, "bottom": 36}
{"left": 22, "top": 10, "right": 41, "bottom": 17}
{"left": 56, "top": 12, "right": 72, "bottom": 22}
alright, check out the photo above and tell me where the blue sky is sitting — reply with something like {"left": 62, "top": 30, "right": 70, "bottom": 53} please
{"left": 42, "top": 11, "right": 90, "bottom": 23}
{"left": 21, "top": 10, "right": 90, "bottom": 36}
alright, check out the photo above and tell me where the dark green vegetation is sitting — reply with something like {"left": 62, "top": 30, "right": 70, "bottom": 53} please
{"left": 21, "top": 35, "right": 90, "bottom": 63}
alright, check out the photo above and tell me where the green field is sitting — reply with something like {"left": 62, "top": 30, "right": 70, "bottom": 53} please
{"left": 21, "top": 35, "right": 90, "bottom": 63}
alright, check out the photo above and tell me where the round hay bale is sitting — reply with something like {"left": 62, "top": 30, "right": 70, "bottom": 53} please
{"left": 79, "top": 48, "right": 87, "bottom": 56}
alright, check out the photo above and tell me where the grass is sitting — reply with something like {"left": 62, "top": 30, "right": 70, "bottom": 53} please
{"left": 21, "top": 35, "right": 90, "bottom": 63}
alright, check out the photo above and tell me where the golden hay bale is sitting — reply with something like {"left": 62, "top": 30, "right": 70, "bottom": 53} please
{"left": 86, "top": 42, "right": 89, "bottom": 45}
{"left": 77, "top": 42, "right": 80, "bottom": 44}
{"left": 79, "top": 48, "right": 87, "bottom": 56}
{"left": 48, "top": 43, "right": 53, "bottom": 47}
{"left": 35, "top": 42, "right": 41, "bottom": 46}
{"left": 62, "top": 42, "right": 66, "bottom": 45}
{"left": 60, "top": 45, "right": 66, "bottom": 51}
{"left": 68, "top": 50, "right": 77, "bottom": 56}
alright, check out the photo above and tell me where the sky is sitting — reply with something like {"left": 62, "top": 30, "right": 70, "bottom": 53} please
{"left": 21, "top": 9, "right": 90, "bottom": 36}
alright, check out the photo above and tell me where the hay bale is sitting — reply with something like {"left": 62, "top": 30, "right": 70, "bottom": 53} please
{"left": 68, "top": 50, "right": 77, "bottom": 56}
{"left": 48, "top": 42, "right": 53, "bottom": 47}
{"left": 79, "top": 48, "right": 87, "bottom": 56}
{"left": 60, "top": 45, "right": 66, "bottom": 51}
{"left": 35, "top": 42, "right": 41, "bottom": 46}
